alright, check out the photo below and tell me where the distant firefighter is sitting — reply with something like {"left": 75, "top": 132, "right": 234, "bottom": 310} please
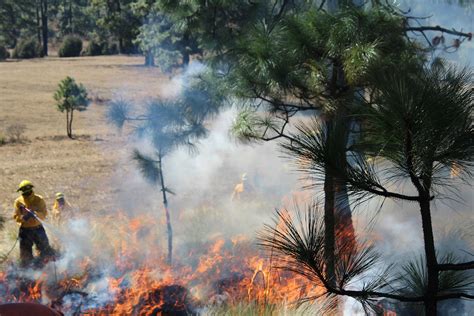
{"left": 51, "top": 192, "right": 71, "bottom": 225}
{"left": 231, "top": 173, "right": 247, "bottom": 201}
{"left": 13, "top": 180, "right": 55, "bottom": 268}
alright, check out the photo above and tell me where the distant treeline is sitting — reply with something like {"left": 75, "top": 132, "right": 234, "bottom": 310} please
{"left": 0, "top": 0, "right": 144, "bottom": 57}
{"left": 0, "top": 1, "right": 263, "bottom": 69}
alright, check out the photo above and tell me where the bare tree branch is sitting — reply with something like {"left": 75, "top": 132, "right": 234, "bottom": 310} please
{"left": 253, "top": 91, "right": 321, "bottom": 113}
{"left": 318, "top": 0, "right": 327, "bottom": 11}
{"left": 405, "top": 26, "right": 472, "bottom": 40}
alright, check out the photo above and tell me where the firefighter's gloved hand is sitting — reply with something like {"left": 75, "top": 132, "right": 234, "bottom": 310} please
{"left": 19, "top": 205, "right": 34, "bottom": 221}
{"left": 22, "top": 212, "right": 34, "bottom": 222}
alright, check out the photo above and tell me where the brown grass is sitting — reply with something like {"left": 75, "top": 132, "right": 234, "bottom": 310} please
{"left": 0, "top": 55, "right": 172, "bottom": 218}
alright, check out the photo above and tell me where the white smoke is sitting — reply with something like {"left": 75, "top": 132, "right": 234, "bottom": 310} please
{"left": 1, "top": 59, "right": 471, "bottom": 314}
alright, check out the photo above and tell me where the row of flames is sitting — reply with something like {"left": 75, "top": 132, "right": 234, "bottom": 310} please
{"left": 0, "top": 207, "right": 322, "bottom": 315}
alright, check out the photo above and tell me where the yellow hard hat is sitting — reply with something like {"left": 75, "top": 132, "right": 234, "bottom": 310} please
{"left": 17, "top": 180, "right": 34, "bottom": 192}
{"left": 55, "top": 192, "right": 64, "bottom": 199}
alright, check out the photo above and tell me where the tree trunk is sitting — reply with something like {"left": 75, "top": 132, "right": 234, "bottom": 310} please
{"left": 66, "top": 110, "right": 70, "bottom": 138}
{"left": 182, "top": 31, "right": 190, "bottom": 66}
{"left": 119, "top": 38, "right": 124, "bottom": 54}
{"left": 68, "top": 109, "right": 74, "bottom": 139}
{"left": 36, "top": 0, "right": 42, "bottom": 45}
{"left": 145, "top": 50, "right": 155, "bottom": 67}
{"left": 182, "top": 51, "right": 190, "bottom": 66}
{"left": 334, "top": 119, "right": 356, "bottom": 251}
{"left": 40, "top": 0, "right": 48, "bottom": 56}
{"left": 405, "top": 125, "right": 438, "bottom": 315}
{"left": 322, "top": 56, "right": 357, "bottom": 288}
{"left": 158, "top": 154, "right": 172, "bottom": 265}
{"left": 8, "top": 3, "right": 18, "bottom": 47}
{"left": 321, "top": 1, "right": 356, "bottom": 291}
{"left": 335, "top": 181, "right": 356, "bottom": 250}
{"left": 324, "top": 164, "right": 336, "bottom": 287}
{"left": 115, "top": 0, "right": 123, "bottom": 54}
{"left": 69, "top": 0, "right": 73, "bottom": 33}
{"left": 419, "top": 194, "right": 438, "bottom": 316}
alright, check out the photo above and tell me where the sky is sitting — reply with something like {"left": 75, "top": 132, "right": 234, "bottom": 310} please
{"left": 399, "top": 0, "right": 474, "bottom": 66}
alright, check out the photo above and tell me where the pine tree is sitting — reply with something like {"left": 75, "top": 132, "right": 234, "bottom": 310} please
{"left": 209, "top": 1, "right": 471, "bottom": 292}
{"left": 274, "top": 63, "right": 474, "bottom": 315}
{"left": 54, "top": 77, "right": 89, "bottom": 139}
{"left": 108, "top": 80, "right": 225, "bottom": 264}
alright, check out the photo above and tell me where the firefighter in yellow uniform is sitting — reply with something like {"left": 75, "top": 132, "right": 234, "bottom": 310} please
{"left": 13, "top": 180, "right": 55, "bottom": 268}
{"left": 51, "top": 192, "right": 71, "bottom": 225}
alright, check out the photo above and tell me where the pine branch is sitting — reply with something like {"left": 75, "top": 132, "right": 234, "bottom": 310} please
{"left": 163, "top": 187, "right": 176, "bottom": 195}
{"left": 404, "top": 26, "right": 472, "bottom": 40}
{"left": 329, "top": 287, "right": 474, "bottom": 302}
{"left": 362, "top": 185, "right": 422, "bottom": 201}
{"left": 438, "top": 261, "right": 474, "bottom": 271}
{"left": 261, "top": 205, "right": 474, "bottom": 310}
{"left": 318, "top": 0, "right": 326, "bottom": 11}
{"left": 132, "top": 149, "right": 161, "bottom": 184}
{"left": 274, "top": 0, "right": 290, "bottom": 21}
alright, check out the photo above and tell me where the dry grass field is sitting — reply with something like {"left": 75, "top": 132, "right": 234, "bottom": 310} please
{"left": 0, "top": 55, "right": 172, "bottom": 219}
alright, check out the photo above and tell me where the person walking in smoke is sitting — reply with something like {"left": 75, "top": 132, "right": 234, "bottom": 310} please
{"left": 51, "top": 192, "right": 71, "bottom": 226}
{"left": 231, "top": 173, "right": 247, "bottom": 201}
{"left": 13, "top": 180, "right": 55, "bottom": 268}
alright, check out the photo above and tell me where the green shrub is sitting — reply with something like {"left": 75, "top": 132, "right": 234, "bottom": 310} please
{"left": 12, "top": 38, "right": 42, "bottom": 59}
{"left": 0, "top": 132, "right": 6, "bottom": 145}
{"left": 59, "top": 36, "right": 83, "bottom": 57}
{"left": 106, "top": 42, "right": 119, "bottom": 55}
{"left": 85, "top": 39, "right": 119, "bottom": 56}
{"left": 0, "top": 45, "right": 9, "bottom": 60}
{"left": 85, "top": 40, "right": 103, "bottom": 56}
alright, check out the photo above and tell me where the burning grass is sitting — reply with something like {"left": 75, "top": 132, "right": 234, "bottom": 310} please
{"left": 0, "top": 57, "right": 331, "bottom": 314}
{"left": 0, "top": 201, "right": 324, "bottom": 315}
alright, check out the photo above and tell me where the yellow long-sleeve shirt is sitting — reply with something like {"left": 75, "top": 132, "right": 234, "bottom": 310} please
{"left": 13, "top": 193, "right": 47, "bottom": 228}
{"left": 51, "top": 199, "right": 71, "bottom": 225}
